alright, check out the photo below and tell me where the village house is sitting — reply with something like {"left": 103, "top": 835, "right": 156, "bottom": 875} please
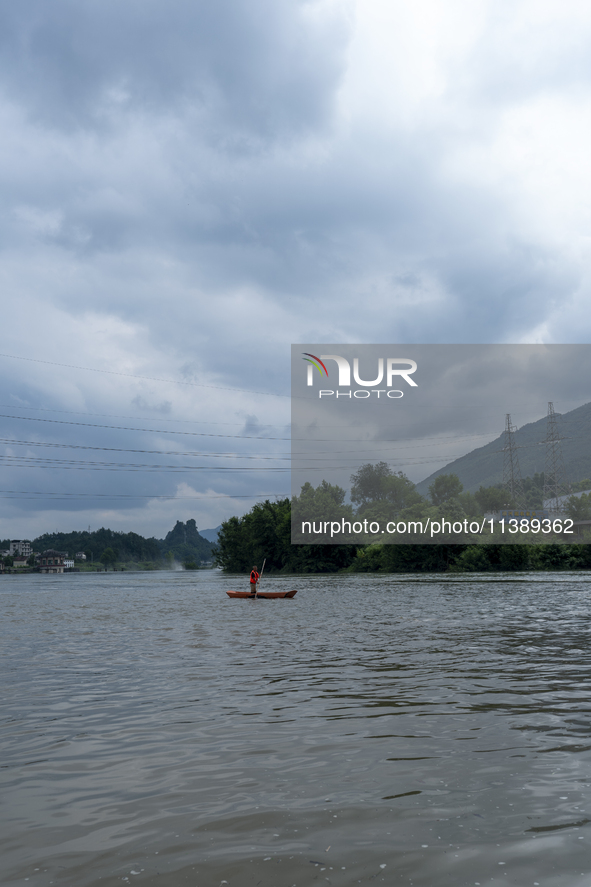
{"left": 10, "top": 540, "right": 32, "bottom": 557}
{"left": 37, "top": 550, "right": 66, "bottom": 574}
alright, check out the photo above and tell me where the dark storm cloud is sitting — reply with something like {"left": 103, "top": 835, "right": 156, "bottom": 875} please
{"left": 0, "top": 0, "right": 349, "bottom": 138}
{"left": 0, "top": 0, "right": 576, "bottom": 354}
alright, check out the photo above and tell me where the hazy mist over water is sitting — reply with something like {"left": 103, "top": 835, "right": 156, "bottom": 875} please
{"left": 2, "top": 570, "right": 591, "bottom": 886}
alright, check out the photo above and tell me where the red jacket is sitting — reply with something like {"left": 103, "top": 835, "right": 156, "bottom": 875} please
{"left": 250, "top": 570, "right": 259, "bottom": 584}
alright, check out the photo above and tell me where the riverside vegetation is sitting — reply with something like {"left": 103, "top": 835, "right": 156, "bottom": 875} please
{"left": 214, "top": 464, "right": 591, "bottom": 574}
{"left": 1, "top": 519, "right": 215, "bottom": 572}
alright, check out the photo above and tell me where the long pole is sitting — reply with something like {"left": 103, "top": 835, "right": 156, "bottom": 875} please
{"left": 257, "top": 559, "right": 266, "bottom": 597}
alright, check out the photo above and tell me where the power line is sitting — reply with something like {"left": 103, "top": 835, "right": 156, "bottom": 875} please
{"left": 3, "top": 398, "right": 589, "bottom": 430}
{"left": 0, "top": 456, "right": 293, "bottom": 472}
{"left": 0, "top": 439, "right": 291, "bottom": 460}
{"left": 0, "top": 454, "right": 464, "bottom": 472}
{"left": 0, "top": 403, "right": 288, "bottom": 428}
{"left": 0, "top": 414, "right": 528, "bottom": 447}
{"left": 0, "top": 413, "right": 292, "bottom": 440}
{"left": 0, "top": 352, "right": 290, "bottom": 398}
{"left": 0, "top": 432, "right": 507, "bottom": 457}
{"left": 0, "top": 489, "right": 289, "bottom": 500}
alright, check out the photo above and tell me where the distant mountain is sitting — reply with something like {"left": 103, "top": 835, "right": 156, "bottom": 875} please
{"left": 161, "top": 519, "right": 214, "bottom": 562}
{"left": 199, "top": 525, "right": 221, "bottom": 543}
{"left": 416, "top": 401, "right": 591, "bottom": 495}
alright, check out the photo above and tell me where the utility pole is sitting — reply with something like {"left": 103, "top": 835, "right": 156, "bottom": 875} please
{"left": 543, "top": 402, "right": 569, "bottom": 513}
{"left": 502, "top": 413, "right": 525, "bottom": 508}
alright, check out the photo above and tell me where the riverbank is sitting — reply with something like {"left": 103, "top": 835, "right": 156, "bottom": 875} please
{"left": 1, "top": 562, "right": 217, "bottom": 574}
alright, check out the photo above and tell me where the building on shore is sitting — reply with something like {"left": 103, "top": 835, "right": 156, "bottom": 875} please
{"left": 10, "top": 540, "right": 32, "bottom": 557}
{"left": 37, "top": 550, "right": 66, "bottom": 574}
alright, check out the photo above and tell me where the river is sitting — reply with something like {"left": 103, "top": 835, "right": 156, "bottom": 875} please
{"left": 2, "top": 570, "right": 591, "bottom": 886}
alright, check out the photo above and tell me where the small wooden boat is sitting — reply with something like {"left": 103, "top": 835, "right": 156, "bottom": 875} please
{"left": 226, "top": 589, "right": 298, "bottom": 599}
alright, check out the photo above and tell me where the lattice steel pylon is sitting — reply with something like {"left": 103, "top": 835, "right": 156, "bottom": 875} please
{"left": 543, "top": 402, "right": 569, "bottom": 513}
{"left": 502, "top": 413, "right": 525, "bottom": 508}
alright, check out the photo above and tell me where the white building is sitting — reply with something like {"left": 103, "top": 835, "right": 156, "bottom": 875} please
{"left": 10, "top": 540, "right": 31, "bottom": 557}
{"left": 64, "top": 558, "right": 75, "bottom": 569}
{"left": 75, "top": 551, "right": 87, "bottom": 560}
{"left": 543, "top": 490, "right": 591, "bottom": 510}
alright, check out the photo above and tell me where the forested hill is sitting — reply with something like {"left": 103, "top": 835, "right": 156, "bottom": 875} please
{"left": 33, "top": 519, "right": 214, "bottom": 565}
{"left": 416, "top": 400, "right": 591, "bottom": 495}
{"left": 162, "top": 519, "right": 214, "bottom": 563}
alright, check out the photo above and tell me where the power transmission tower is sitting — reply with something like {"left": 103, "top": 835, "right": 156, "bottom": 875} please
{"left": 543, "top": 402, "right": 569, "bottom": 512}
{"left": 502, "top": 414, "right": 525, "bottom": 507}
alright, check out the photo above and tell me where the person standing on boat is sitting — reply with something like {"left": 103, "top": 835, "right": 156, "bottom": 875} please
{"left": 249, "top": 566, "right": 259, "bottom": 595}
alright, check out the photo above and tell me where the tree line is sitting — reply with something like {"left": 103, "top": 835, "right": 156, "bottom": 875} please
{"left": 29, "top": 519, "right": 214, "bottom": 569}
{"left": 214, "top": 465, "right": 591, "bottom": 574}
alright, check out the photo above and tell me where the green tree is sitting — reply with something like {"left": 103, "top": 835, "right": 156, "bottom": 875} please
{"left": 458, "top": 491, "right": 481, "bottom": 518}
{"left": 3, "top": 555, "right": 13, "bottom": 567}
{"left": 215, "top": 495, "right": 358, "bottom": 574}
{"left": 438, "top": 496, "right": 466, "bottom": 522}
{"left": 449, "top": 546, "right": 492, "bottom": 572}
{"left": 216, "top": 498, "right": 294, "bottom": 572}
{"left": 351, "top": 462, "right": 394, "bottom": 507}
{"left": 351, "top": 463, "right": 423, "bottom": 513}
{"left": 571, "top": 478, "right": 591, "bottom": 493}
{"left": 564, "top": 544, "right": 591, "bottom": 569}
{"left": 474, "top": 485, "right": 509, "bottom": 512}
{"left": 215, "top": 515, "right": 250, "bottom": 572}
{"left": 349, "top": 544, "right": 386, "bottom": 572}
{"left": 498, "top": 544, "right": 530, "bottom": 571}
{"left": 100, "top": 547, "right": 117, "bottom": 570}
{"left": 291, "top": 481, "right": 355, "bottom": 543}
{"left": 533, "top": 543, "right": 570, "bottom": 570}
{"left": 522, "top": 473, "right": 545, "bottom": 509}
{"left": 381, "top": 544, "right": 459, "bottom": 573}
{"left": 429, "top": 474, "right": 463, "bottom": 506}
{"left": 566, "top": 493, "right": 591, "bottom": 521}
{"left": 33, "top": 528, "right": 164, "bottom": 566}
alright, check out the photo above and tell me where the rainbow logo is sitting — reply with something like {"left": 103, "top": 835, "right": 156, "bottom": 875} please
{"left": 302, "top": 353, "right": 329, "bottom": 377}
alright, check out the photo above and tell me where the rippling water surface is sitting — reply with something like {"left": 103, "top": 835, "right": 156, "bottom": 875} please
{"left": 2, "top": 570, "right": 591, "bottom": 887}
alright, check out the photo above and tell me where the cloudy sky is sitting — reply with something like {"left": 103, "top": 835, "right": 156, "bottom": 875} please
{"left": 1, "top": 0, "right": 591, "bottom": 540}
